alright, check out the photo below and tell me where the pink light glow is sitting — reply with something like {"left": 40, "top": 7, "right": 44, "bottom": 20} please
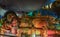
{"left": 47, "top": 30, "right": 56, "bottom": 35}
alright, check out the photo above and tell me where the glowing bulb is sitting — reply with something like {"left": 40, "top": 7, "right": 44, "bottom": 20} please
{"left": 45, "top": 5, "right": 49, "bottom": 9}
{"left": 50, "top": 3, "right": 52, "bottom": 8}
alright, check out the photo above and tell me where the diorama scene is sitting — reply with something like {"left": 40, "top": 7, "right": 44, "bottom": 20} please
{"left": 0, "top": 0, "right": 60, "bottom": 37}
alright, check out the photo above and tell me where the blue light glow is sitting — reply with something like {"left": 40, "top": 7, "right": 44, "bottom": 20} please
{"left": 27, "top": 11, "right": 33, "bottom": 17}
{"left": 45, "top": 0, "right": 56, "bottom": 5}
{"left": 40, "top": 9, "right": 58, "bottom": 18}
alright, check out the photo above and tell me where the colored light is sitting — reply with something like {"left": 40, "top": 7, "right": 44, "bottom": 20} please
{"left": 48, "top": 30, "right": 56, "bottom": 35}
{"left": 36, "top": 30, "right": 40, "bottom": 35}
{"left": 27, "top": 11, "right": 33, "bottom": 17}
{"left": 0, "top": 23, "right": 2, "bottom": 27}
